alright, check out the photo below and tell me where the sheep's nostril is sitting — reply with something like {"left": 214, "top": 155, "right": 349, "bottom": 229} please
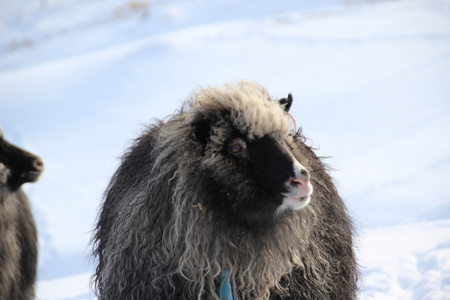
{"left": 298, "top": 168, "right": 310, "bottom": 181}
{"left": 33, "top": 158, "right": 44, "bottom": 171}
{"left": 291, "top": 177, "right": 308, "bottom": 186}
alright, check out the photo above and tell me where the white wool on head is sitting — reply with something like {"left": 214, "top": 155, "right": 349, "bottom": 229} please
{"left": 192, "top": 81, "right": 291, "bottom": 140}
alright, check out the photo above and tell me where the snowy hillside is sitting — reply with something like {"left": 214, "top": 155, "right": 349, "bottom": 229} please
{"left": 1, "top": 0, "right": 449, "bottom": 299}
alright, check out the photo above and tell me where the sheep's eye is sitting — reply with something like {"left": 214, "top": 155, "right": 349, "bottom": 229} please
{"left": 226, "top": 137, "right": 246, "bottom": 155}
{"left": 228, "top": 144, "right": 242, "bottom": 153}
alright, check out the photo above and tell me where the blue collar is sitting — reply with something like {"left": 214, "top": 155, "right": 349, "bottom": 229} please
{"left": 220, "top": 270, "right": 236, "bottom": 300}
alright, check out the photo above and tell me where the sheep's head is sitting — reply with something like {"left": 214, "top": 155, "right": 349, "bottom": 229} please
{"left": 188, "top": 82, "right": 313, "bottom": 229}
{"left": 0, "top": 127, "right": 44, "bottom": 189}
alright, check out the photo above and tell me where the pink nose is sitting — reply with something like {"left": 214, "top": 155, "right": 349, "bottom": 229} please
{"left": 288, "top": 169, "right": 312, "bottom": 199}
{"left": 291, "top": 177, "right": 309, "bottom": 186}
{"left": 291, "top": 168, "right": 310, "bottom": 185}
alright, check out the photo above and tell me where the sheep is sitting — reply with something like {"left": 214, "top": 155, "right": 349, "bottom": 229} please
{"left": 0, "top": 127, "right": 43, "bottom": 300}
{"left": 92, "top": 81, "right": 358, "bottom": 299}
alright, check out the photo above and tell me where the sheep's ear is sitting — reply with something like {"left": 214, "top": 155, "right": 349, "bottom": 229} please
{"left": 191, "top": 117, "right": 211, "bottom": 145}
{"left": 279, "top": 94, "right": 293, "bottom": 112}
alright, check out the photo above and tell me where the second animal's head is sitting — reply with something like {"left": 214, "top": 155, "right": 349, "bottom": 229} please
{"left": 0, "top": 127, "right": 44, "bottom": 190}
{"left": 185, "top": 82, "right": 313, "bottom": 229}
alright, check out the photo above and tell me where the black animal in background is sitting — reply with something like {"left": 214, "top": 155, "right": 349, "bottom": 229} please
{"left": 93, "top": 81, "right": 359, "bottom": 299}
{"left": 0, "top": 127, "right": 43, "bottom": 300}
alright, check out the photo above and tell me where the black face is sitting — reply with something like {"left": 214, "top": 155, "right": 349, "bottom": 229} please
{"left": 0, "top": 130, "right": 44, "bottom": 190}
{"left": 190, "top": 96, "right": 297, "bottom": 230}
{"left": 246, "top": 136, "right": 294, "bottom": 195}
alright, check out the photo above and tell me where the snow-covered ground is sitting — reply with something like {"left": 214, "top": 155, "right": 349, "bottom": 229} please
{"left": 1, "top": 0, "right": 449, "bottom": 299}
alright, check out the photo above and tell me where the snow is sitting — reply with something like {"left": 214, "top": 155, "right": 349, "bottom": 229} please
{"left": 359, "top": 220, "right": 450, "bottom": 299}
{"left": 1, "top": 0, "right": 449, "bottom": 298}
